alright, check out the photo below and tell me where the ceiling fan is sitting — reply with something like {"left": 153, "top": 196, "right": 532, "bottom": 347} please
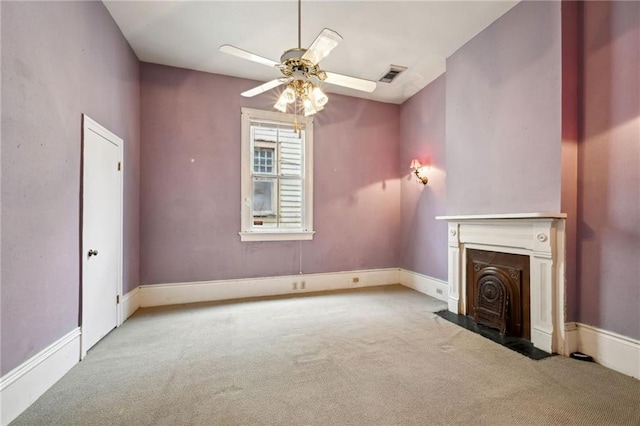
{"left": 219, "top": 0, "right": 377, "bottom": 116}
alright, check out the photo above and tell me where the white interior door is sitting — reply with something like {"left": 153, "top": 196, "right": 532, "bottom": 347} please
{"left": 81, "top": 115, "right": 123, "bottom": 357}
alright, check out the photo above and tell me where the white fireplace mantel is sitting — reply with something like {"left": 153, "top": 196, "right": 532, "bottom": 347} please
{"left": 436, "top": 213, "right": 567, "bottom": 354}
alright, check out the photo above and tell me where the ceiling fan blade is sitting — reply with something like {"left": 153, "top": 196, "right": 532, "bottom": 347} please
{"left": 302, "top": 28, "right": 343, "bottom": 65}
{"left": 324, "top": 72, "right": 377, "bottom": 93}
{"left": 220, "top": 44, "right": 280, "bottom": 68}
{"left": 241, "top": 78, "right": 289, "bottom": 97}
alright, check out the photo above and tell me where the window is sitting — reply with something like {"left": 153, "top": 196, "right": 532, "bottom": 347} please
{"left": 240, "top": 108, "right": 314, "bottom": 241}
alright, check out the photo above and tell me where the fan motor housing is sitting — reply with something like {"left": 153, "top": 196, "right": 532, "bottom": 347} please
{"left": 279, "top": 48, "right": 326, "bottom": 82}
{"left": 280, "top": 48, "right": 307, "bottom": 62}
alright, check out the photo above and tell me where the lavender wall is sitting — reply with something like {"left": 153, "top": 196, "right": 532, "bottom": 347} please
{"left": 561, "top": 1, "right": 580, "bottom": 322}
{"left": 578, "top": 1, "right": 640, "bottom": 339}
{"left": 445, "top": 0, "right": 563, "bottom": 215}
{"left": 140, "top": 63, "right": 400, "bottom": 284}
{"left": 1, "top": 1, "right": 140, "bottom": 375}
{"left": 2, "top": 1, "right": 635, "bottom": 384}
{"left": 399, "top": 75, "right": 447, "bottom": 280}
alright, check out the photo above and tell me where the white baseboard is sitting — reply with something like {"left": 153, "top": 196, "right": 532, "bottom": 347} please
{"left": 564, "top": 322, "right": 579, "bottom": 356}
{"left": 397, "top": 275, "right": 637, "bottom": 378}
{"left": 399, "top": 269, "right": 448, "bottom": 302}
{"left": 576, "top": 323, "right": 640, "bottom": 379}
{"left": 0, "top": 328, "right": 81, "bottom": 426}
{"left": 122, "top": 287, "right": 140, "bottom": 320}
{"left": 139, "top": 268, "right": 401, "bottom": 307}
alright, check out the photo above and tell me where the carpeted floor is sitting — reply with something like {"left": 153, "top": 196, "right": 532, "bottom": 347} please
{"left": 12, "top": 285, "right": 640, "bottom": 425}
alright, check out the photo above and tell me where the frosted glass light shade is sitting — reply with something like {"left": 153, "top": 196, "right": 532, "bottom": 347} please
{"left": 274, "top": 94, "right": 288, "bottom": 113}
{"left": 283, "top": 86, "right": 296, "bottom": 103}
{"left": 312, "top": 87, "right": 328, "bottom": 107}
{"left": 303, "top": 99, "right": 316, "bottom": 116}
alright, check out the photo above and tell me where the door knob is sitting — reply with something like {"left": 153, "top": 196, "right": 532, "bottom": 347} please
{"left": 88, "top": 249, "right": 99, "bottom": 257}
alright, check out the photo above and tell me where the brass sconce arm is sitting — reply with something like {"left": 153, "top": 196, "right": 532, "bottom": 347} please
{"left": 410, "top": 159, "right": 429, "bottom": 185}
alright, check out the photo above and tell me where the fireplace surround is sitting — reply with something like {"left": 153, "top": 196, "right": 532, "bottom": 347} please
{"left": 436, "top": 213, "right": 567, "bottom": 354}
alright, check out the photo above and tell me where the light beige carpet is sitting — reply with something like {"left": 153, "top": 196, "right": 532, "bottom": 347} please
{"left": 12, "top": 285, "right": 640, "bottom": 425}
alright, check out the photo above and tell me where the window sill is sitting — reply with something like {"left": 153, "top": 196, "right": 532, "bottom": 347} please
{"left": 239, "top": 230, "right": 315, "bottom": 242}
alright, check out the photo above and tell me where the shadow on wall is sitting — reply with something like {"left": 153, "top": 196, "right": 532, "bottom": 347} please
{"left": 577, "top": 1, "right": 640, "bottom": 338}
{"left": 313, "top": 93, "right": 401, "bottom": 202}
{"left": 401, "top": 165, "right": 448, "bottom": 280}
{"left": 398, "top": 72, "right": 447, "bottom": 280}
{"left": 580, "top": 1, "right": 640, "bottom": 134}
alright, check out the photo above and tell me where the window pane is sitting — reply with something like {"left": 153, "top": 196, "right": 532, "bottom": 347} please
{"left": 252, "top": 127, "right": 302, "bottom": 228}
{"left": 252, "top": 177, "right": 277, "bottom": 227}
{"left": 254, "top": 147, "right": 275, "bottom": 174}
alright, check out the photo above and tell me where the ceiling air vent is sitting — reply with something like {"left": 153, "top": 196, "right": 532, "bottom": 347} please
{"left": 379, "top": 65, "right": 407, "bottom": 83}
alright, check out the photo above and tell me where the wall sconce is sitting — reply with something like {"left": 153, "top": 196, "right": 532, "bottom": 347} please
{"left": 410, "top": 159, "right": 429, "bottom": 185}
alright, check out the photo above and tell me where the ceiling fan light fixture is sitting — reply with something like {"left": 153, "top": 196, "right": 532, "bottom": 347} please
{"left": 303, "top": 98, "right": 316, "bottom": 116}
{"left": 220, "top": 0, "right": 376, "bottom": 114}
{"left": 274, "top": 93, "right": 289, "bottom": 113}
{"left": 283, "top": 86, "right": 296, "bottom": 103}
{"left": 311, "top": 86, "right": 328, "bottom": 107}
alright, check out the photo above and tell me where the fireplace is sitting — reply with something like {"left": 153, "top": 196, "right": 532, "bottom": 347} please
{"left": 436, "top": 213, "right": 567, "bottom": 354}
{"left": 466, "top": 249, "right": 530, "bottom": 339}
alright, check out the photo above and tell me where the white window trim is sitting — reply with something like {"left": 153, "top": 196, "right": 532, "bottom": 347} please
{"left": 240, "top": 107, "right": 315, "bottom": 242}
{"left": 252, "top": 143, "right": 277, "bottom": 217}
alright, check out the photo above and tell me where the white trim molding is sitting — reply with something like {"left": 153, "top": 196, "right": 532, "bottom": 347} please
{"left": 240, "top": 108, "right": 314, "bottom": 242}
{"left": 399, "top": 269, "right": 448, "bottom": 302}
{"left": 139, "top": 268, "right": 401, "bottom": 307}
{"left": 121, "top": 287, "right": 141, "bottom": 321}
{"left": 0, "top": 328, "right": 81, "bottom": 426}
{"left": 436, "top": 212, "right": 567, "bottom": 221}
{"left": 436, "top": 213, "right": 567, "bottom": 355}
{"left": 564, "top": 321, "right": 579, "bottom": 356}
{"left": 239, "top": 230, "right": 315, "bottom": 242}
{"left": 576, "top": 323, "right": 640, "bottom": 379}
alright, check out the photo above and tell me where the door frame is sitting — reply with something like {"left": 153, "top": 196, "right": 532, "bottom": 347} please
{"left": 81, "top": 114, "right": 124, "bottom": 358}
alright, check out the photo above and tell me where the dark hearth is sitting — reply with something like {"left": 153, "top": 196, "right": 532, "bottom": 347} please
{"left": 436, "top": 310, "right": 553, "bottom": 360}
{"left": 466, "top": 249, "right": 530, "bottom": 340}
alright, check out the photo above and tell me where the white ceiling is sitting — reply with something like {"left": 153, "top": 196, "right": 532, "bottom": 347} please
{"left": 103, "top": 1, "right": 518, "bottom": 104}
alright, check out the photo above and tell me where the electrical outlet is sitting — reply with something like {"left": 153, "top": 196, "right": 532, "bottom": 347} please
{"left": 292, "top": 282, "right": 297, "bottom": 290}
{"left": 301, "top": 281, "right": 306, "bottom": 290}
{"left": 352, "top": 277, "right": 359, "bottom": 283}
{"left": 436, "top": 288, "right": 443, "bottom": 295}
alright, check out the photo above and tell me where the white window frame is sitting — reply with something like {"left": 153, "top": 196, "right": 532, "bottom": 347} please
{"left": 252, "top": 177, "right": 277, "bottom": 217}
{"left": 240, "top": 107, "right": 315, "bottom": 242}
{"left": 252, "top": 143, "right": 277, "bottom": 216}
{"left": 253, "top": 142, "right": 276, "bottom": 174}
